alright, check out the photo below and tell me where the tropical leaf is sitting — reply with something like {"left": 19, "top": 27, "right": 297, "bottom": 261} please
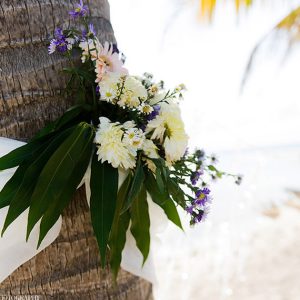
{"left": 130, "top": 185, "right": 150, "bottom": 264}
{"left": 167, "top": 178, "right": 186, "bottom": 208}
{"left": 32, "top": 105, "right": 89, "bottom": 141}
{"left": 109, "top": 175, "right": 132, "bottom": 278}
{"left": 198, "top": 0, "right": 254, "bottom": 21}
{"left": 90, "top": 153, "right": 119, "bottom": 266}
{"left": 26, "top": 123, "right": 94, "bottom": 240}
{"left": 37, "top": 136, "right": 94, "bottom": 247}
{"left": 122, "top": 158, "right": 145, "bottom": 212}
{"left": 1, "top": 127, "right": 76, "bottom": 236}
{"left": 242, "top": 6, "right": 300, "bottom": 88}
{"left": 0, "top": 140, "right": 46, "bottom": 171}
{"left": 145, "top": 172, "right": 183, "bottom": 230}
{"left": 0, "top": 162, "right": 31, "bottom": 209}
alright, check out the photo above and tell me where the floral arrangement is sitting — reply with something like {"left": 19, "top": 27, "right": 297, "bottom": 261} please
{"left": 0, "top": 2, "right": 240, "bottom": 278}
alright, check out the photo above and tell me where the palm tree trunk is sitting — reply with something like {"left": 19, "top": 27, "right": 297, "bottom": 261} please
{"left": 0, "top": 1, "right": 153, "bottom": 299}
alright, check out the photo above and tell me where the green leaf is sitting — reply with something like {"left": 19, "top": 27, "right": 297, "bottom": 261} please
{"left": 90, "top": 153, "right": 119, "bottom": 267}
{"left": 167, "top": 178, "right": 186, "bottom": 208}
{"left": 1, "top": 127, "right": 75, "bottom": 236}
{"left": 37, "top": 137, "right": 94, "bottom": 247}
{"left": 32, "top": 105, "right": 88, "bottom": 141}
{"left": 145, "top": 172, "right": 183, "bottom": 230}
{"left": 26, "top": 123, "right": 94, "bottom": 240}
{"left": 0, "top": 162, "right": 31, "bottom": 209}
{"left": 130, "top": 185, "right": 150, "bottom": 264}
{"left": 0, "top": 141, "right": 45, "bottom": 171}
{"left": 109, "top": 175, "right": 132, "bottom": 279}
{"left": 122, "top": 158, "right": 145, "bottom": 212}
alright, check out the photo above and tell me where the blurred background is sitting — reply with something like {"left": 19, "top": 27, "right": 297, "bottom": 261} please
{"left": 109, "top": 1, "right": 300, "bottom": 299}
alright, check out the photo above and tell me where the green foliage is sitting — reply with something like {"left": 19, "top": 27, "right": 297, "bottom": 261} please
{"left": 130, "top": 185, "right": 151, "bottom": 264}
{"left": 26, "top": 123, "right": 94, "bottom": 240}
{"left": 109, "top": 175, "right": 132, "bottom": 278}
{"left": 90, "top": 153, "right": 119, "bottom": 266}
{"left": 145, "top": 171, "right": 183, "bottom": 230}
{"left": 122, "top": 158, "right": 145, "bottom": 212}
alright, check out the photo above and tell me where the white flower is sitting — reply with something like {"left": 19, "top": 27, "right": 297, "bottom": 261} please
{"left": 149, "top": 91, "right": 166, "bottom": 105}
{"left": 124, "top": 76, "right": 148, "bottom": 100}
{"left": 99, "top": 72, "right": 122, "bottom": 102}
{"left": 146, "top": 103, "right": 188, "bottom": 164}
{"left": 95, "top": 42, "right": 128, "bottom": 81}
{"left": 95, "top": 118, "right": 136, "bottom": 169}
{"left": 117, "top": 76, "right": 147, "bottom": 108}
{"left": 123, "top": 128, "right": 145, "bottom": 151}
{"left": 123, "top": 120, "right": 136, "bottom": 129}
{"left": 142, "top": 139, "right": 159, "bottom": 159}
{"left": 79, "top": 38, "right": 101, "bottom": 62}
{"left": 138, "top": 103, "right": 154, "bottom": 115}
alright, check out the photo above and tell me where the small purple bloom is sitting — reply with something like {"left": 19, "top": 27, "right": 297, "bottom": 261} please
{"left": 195, "top": 206, "right": 210, "bottom": 223}
{"left": 185, "top": 205, "right": 194, "bottom": 215}
{"left": 190, "top": 169, "right": 203, "bottom": 185}
{"left": 96, "top": 85, "right": 100, "bottom": 95}
{"left": 69, "top": 0, "right": 89, "bottom": 18}
{"left": 48, "top": 27, "right": 70, "bottom": 54}
{"left": 195, "top": 188, "right": 211, "bottom": 206}
{"left": 82, "top": 23, "right": 96, "bottom": 39}
{"left": 147, "top": 105, "right": 160, "bottom": 121}
{"left": 195, "top": 149, "right": 205, "bottom": 162}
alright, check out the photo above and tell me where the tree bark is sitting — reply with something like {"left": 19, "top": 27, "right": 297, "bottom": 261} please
{"left": 0, "top": 1, "right": 153, "bottom": 299}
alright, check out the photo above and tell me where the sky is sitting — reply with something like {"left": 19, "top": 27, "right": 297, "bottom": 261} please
{"left": 109, "top": 0, "right": 300, "bottom": 152}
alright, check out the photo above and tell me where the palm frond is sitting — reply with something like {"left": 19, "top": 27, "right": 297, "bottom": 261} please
{"left": 241, "top": 5, "right": 300, "bottom": 90}
{"left": 198, "top": 0, "right": 254, "bottom": 20}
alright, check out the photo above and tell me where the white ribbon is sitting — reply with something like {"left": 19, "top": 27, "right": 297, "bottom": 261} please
{"left": 0, "top": 137, "right": 167, "bottom": 284}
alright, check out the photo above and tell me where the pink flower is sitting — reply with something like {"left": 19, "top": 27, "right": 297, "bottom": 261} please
{"left": 95, "top": 42, "right": 128, "bottom": 83}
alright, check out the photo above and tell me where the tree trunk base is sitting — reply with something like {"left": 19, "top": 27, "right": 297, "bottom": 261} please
{"left": 0, "top": 188, "right": 153, "bottom": 300}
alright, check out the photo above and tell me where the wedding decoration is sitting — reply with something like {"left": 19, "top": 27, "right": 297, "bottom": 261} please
{"left": 0, "top": 2, "right": 240, "bottom": 279}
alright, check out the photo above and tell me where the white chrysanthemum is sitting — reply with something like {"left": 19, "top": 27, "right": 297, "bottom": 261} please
{"left": 146, "top": 103, "right": 188, "bottom": 164}
{"left": 142, "top": 139, "right": 159, "bottom": 159}
{"left": 123, "top": 120, "right": 136, "bottom": 129}
{"left": 95, "top": 117, "right": 136, "bottom": 169}
{"left": 117, "top": 90, "right": 140, "bottom": 108}
{"left": 99, "top": 72, "right": 122, "bottom": 102}
{"left": 124, "top": 76, "right": 148, "bottom": 100}
{"left": 123, "top": 128, "right": 145, "bottom": 151}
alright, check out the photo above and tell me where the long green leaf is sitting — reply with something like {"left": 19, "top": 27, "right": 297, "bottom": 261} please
{"left": 145, "top": 172, "right": 183, "bottom": 230}
{"left": 0, "top": 162, "right": 31, "bottom": 209}
{"left": 130, "top": 185, "right": 150, "bottom": 264}
{"left": 37, "top": 137, "right": 94, "bottom": 247}
{"left": 109, "top": 175, "right": 132, "bottom": 279}
{"left": 26, "top": 123, "right": 93, "bottom": 239}
{"left": 90, "top": 153, "right": 119, "bottom": 266}
{"left": 32, "top": 105, "right": 87, "bottom": 141}
{"left": 0, "top": 141, "right": 45, "bottom": 171}
{"left": 168, "top": 178, "right": 186, "bottom": 208}
{"left": 122, "top": 158, "right": 145, "bottom": 212}
{"left": 1, "top": 127, "right": 75, "bottom": 236}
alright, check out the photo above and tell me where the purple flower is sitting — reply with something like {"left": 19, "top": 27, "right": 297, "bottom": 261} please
{"left": 147, "top": 105, "right": 160, "bottom": 121}
{"left": 185, "top": 205, "right": 194, "bottom": 215}
{"left": 190, "top": 169, "right": 203, "bottom": 185}
{"left": 82, "top": 23, "right": 96, "bottom": 39}
{"left": 195, "top": 206, "right": 210, "bottom": 223}
{"left": 48, "top": 28, "right": 71, "bottom": 54}
{"left": 69, "top": 0, "right": 89, "bottom": 18}
{"left": 195, "top": 188, "right": 211, "bottom": 206}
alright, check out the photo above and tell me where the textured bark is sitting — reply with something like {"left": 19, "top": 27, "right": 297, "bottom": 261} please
{"left": 0, "top": 1, "right": 153, "bottom": 299}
